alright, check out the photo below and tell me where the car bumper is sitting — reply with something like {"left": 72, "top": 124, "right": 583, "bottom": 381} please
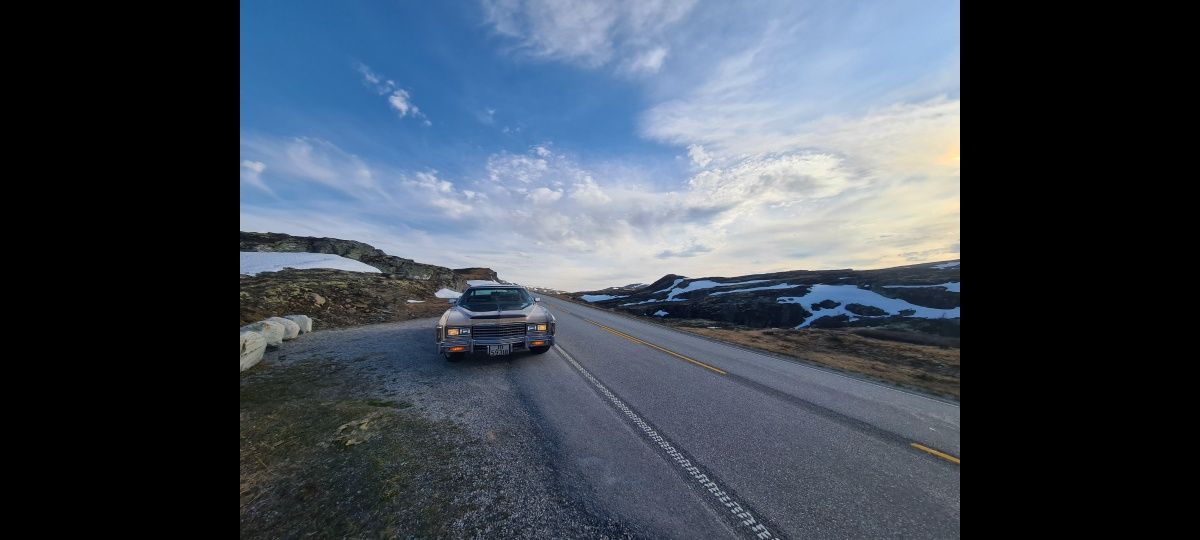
{"left": 438, "top": 333, "right": 554, "bottom": 355}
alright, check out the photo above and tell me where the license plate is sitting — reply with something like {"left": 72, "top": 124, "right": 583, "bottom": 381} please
{"left": 486, "top": 344, "right": 512, "bottom": 356}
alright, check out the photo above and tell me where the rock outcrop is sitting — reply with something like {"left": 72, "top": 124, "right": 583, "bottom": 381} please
{"left": 241, "top": 231, "right": 466, "bottom": 289}
{"left": 241, "top": 232, "right": 505, "bottom": 330}
{"left": 241, "top": 268, "right": 453, "bottom": 329}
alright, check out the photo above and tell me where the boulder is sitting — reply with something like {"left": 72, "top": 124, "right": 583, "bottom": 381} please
{"left": 268, "top": 317, "right": 301, "bottom": 340}
{"left": 284, "top": 314, "right": 313, "bottom": 333}
{"left": 242, "top": 320, "right": 284, "bottom": 348}
{"left": 240, "top": 330, "right": 266, "bottom": 371}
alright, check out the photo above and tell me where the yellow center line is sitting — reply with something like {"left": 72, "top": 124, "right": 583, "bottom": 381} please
{"left": 583, "top": 318, "right": 727, "bottom": 375}
{"left": 910, "top": 443, "right": 960, "bottom": 464}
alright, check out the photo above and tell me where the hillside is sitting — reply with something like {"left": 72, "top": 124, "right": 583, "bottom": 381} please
{"left": 568, "top": 260, "right": 960, "bottom": 336}
{"left": 240, "top": 232, "right": 501, "bottom": 329}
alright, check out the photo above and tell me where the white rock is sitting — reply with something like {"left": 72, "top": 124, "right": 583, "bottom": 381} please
{"left": 240, "top": 330, "right": 266, "bottom": 371}
{"left": 268, "top": 317, "right": 301, "bottom": 340}
{"left": 242, "top": 320, "right": 284, "bottom": 347}
{"left": 284, "top": 314, "right": 313, "bottom": 333}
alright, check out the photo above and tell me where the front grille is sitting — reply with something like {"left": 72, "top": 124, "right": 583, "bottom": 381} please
{"left": 472, "top": 322, "right": 527, "bottom": 340}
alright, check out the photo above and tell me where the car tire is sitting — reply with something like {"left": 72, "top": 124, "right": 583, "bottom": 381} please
{"left": 529, "top": 346, "right": 550, "bottom": 355}
{"left": 445, "top": 352, "right": 467, "bottom": 362}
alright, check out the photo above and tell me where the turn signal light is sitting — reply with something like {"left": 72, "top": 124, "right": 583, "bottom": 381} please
{"left": 530, "top": 340, "right": 545, "bottom": 346}
{"left": 448, "top": 346, "right": 467, "bottom": 352}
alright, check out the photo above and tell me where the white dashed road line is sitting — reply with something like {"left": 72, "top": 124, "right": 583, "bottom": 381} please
{"left": 554, "top": 344, "right": 779, "bottom": 540}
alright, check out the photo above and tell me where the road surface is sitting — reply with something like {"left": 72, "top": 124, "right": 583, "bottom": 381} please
{"left": 525, "top": 296, "right": 960, "bottom": 539}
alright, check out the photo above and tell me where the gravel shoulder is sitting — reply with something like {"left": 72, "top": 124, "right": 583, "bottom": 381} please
{"left": 240, "top": 318, "right": 637, "bottom": 538}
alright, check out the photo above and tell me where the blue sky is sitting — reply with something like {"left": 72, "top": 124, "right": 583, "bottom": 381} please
{"left": 241, "top": 0, "right": 960, "bottom": 290}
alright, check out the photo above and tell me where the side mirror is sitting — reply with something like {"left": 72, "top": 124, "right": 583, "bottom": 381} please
{"left": 448, "top": 298, "right": 457, "bottom": 304}
{"left": 535, "top": 297, "right": 541, "bottom": 302}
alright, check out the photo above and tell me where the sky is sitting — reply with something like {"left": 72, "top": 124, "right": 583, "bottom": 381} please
{"left": 240, "top": 0, "right": 960, "bottom": 291}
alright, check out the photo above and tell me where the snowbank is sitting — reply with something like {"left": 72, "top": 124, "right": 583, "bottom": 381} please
{"left": 581, "top": 294, "right": 627, "bottom": 302}
{"left": 240, "top": 252, "right": 382, "bottom": 276}
{"left": 882, "top": 282, "right": 960, "bottom": 293}
{"left": 435, "top": 288, "right": 462, "bottom": 299}
{"left": 709, "top": 282, "right": 802, "bottom": 296}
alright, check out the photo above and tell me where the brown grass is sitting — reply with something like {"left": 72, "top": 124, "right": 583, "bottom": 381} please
{"left": 676, "top": 325, "right": 959, "bottom": 399}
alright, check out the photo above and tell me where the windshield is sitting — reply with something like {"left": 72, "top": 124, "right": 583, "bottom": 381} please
{"left": 458, "top": 287, "right": 533, "bottom": 311}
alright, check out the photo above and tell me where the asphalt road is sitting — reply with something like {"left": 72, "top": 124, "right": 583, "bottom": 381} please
{"left": 258, "top": 296, "right": 959, "bottom": 538}
{"left": 529, "top": 296, "right": 959, "bottom": 539}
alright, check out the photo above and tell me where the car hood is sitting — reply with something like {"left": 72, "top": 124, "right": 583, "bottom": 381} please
{"left": 444, "top": 303, "right": 553, "bottom": 325}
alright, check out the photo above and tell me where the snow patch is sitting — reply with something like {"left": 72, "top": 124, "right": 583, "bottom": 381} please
{"left": 581, "top": 294, "right": 628, "bottom": 302}
{"left": 709, "top": 283, "right": 803, "bottom": 296}
{"left": 240, "top": 252, "right": 381, "bottom": 276}
{"left": 930, "top": 261, "right": 960, "bottom": 269}
{"left": 620, "top": 298, "right": 666, "bottom": 306}
{"left": 406, "top": 299, "right": 425, "bottom": 303}
{"left": 435, "top": 288, "right": 462, "bottom": 299}
{"left": 653, "top": 310, "right": 668, "bottom": 317}
{"left": 663, "top": 279, "right": 769, "bottom": 301}
{"left": 651, "top": 277, "right": 686, "bottom": 294}
{"left": 883, "top": 282, "right": 960, "bottom": 293}
{"left": 777, "top": 284, "right": 959, "bottom": 328}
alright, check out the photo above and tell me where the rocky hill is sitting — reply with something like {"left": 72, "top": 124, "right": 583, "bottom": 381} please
{"left": 568, "top": 260, "right": 960, "bottom": 336}
{"left": 241, "top": 232, "right": 501, "bottom": 329}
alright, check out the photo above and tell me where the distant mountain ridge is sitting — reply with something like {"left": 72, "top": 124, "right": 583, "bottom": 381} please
{"left": 568, "top": 260, "right": 960, "bottom": 335}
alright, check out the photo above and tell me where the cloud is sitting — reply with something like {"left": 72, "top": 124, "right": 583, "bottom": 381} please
{"left": 356, "top": 62, "right": 430, "bottom": 124}
{"left": 487, "top": 152, "right": 549, "bottom": 183}
{"left": 623, "top": 46, "right": 668, "bottom": 74}
{"left": 240, "top": 160, "right": 270, "bottom": 193}
{"left": 478, "top": 107, "right": 497, "bottom": 125}
{"left": 656, "top": 243, "right": 712, "bottom": 259}
{"left": 240, "top": 135, "right": 390, "bottom": 200}
{"left": 387, "top": 89, "right": 417, "bottom": 117}
{"left": 686, "top": 144, "right": 711, "bottom": 167}
{"left": 481, "top": 0, "right": 695, "bottom": 71}
{"left": 528, "top": 186, "right": 563, "bottom": 204}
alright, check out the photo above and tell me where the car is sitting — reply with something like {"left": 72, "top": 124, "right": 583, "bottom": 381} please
{"left": 435, "top": 284, "right": 557, "bottom": 361}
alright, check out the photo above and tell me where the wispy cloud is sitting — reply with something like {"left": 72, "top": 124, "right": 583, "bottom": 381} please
{"left": 240, "top": 160, "right": 270, "bottom": 193}
{"left": 240, "top": 134, "right": 391, "bottom": 202}
{"left": 656, "top": 243, "right": 711, "bottom": 259}
{"left": 481, "top": 0, "right": 694, "bottom": 73}
{"left": 356, "top": 62, "right": 431, "bottom": 125}
{"left": 478, "top": 107, "right": 497, "bottom": 125}
{"left": 622, "top": 46, "right": 668, "bottom": 75}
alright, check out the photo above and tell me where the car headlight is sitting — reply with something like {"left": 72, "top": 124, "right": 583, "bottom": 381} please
{"left": 527, "top": 323, "right": 548, "bottom": 332}
{"left": 447, "top": 327, "right": 470, "bottom": 336}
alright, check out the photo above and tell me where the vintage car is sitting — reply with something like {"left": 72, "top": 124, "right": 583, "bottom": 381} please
{"left": 435, "top": 284, "right": 556, "bottom": 361}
